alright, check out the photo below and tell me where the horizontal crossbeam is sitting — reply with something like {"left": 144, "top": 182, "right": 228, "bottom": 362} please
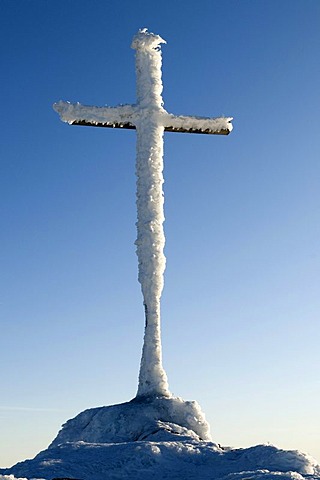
{"left": 54, "top": 102, "right": 233, "bottom": 135}
{"left": 69, "top": 119, "right": 230, "bottom": 135}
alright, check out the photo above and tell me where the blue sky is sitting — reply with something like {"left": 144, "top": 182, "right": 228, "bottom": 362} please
{"left": 1, "top": 0, "right": 320, "bottom": 468}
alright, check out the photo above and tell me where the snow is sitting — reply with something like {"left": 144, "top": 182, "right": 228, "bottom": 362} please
{"left": 2, "top": 437, "right": 320, "bottom": 479}
{"left": 132, "top": 30, "right": 169, "bottom": 398}
{"left": 163, "top": 111, "right": 233, "bottom": 133}
{"left": 52, "top": 102, "right": 233, "bottom": 134}
{"left": 131, "top": 28, "right": 166, "bottom": 109}
{"left": 48, "top": 396, "right": 211, "bottom": 446}
{"left": 1, "top": 396, "right": 320, "bottom": 480}
{"left": 53, "top": 101, "right": 136, "bottom": 127}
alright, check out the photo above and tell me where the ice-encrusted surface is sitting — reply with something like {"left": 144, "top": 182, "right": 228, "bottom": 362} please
{"left": 53, "top": 100, "right": 233, "bottom": 133}
{"left": 53, "top": 28, "right": 232, "bottom": 401}
{"left": 132, "top": 30, "right": 169, "bottom": 398}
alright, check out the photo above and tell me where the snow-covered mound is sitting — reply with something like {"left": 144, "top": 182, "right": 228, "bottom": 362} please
{"left": 49, "top": 395, "right": 211, "bottom": 446}
{"left": 1, "top": 396, "right": 320, "bottom": 480}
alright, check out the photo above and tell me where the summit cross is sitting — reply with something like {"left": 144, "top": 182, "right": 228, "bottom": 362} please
{"left": 54, "top": 28, "right": 233, "bottom": 399}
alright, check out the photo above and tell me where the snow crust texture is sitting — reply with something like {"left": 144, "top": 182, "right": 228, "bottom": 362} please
{"left": 49, "top": 396, "right": 211, "bottom": 446}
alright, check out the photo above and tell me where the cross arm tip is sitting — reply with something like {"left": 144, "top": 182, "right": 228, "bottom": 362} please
{"left": 53, "top": 100, "right": 75, "bottom": 124}
{"left": 162, "top": 113, "right": 233, "bottom": 135}
{"left": 53, "top": 101, "right": 137, "bottom": 128}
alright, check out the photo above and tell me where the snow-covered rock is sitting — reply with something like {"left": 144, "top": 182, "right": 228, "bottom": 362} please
{"left": 49, "top": 395, "right": 211, "bottom": 446}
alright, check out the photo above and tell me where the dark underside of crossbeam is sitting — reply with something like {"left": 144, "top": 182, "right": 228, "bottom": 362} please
{"left": 70, "top": 120, "right": 230, "bottom": 135}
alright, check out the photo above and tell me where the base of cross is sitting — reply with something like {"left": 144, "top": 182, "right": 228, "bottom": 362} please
{"left": 49, "top": 395, "right": 212, "bottom": 446}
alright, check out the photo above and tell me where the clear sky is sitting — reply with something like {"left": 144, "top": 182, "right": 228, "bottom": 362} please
{"left": 1, "top": 0, "right": 319, "bottom": 469}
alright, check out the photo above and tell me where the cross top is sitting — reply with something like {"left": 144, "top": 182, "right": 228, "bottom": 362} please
{"left": 131, "top": 27, "right": 166, "bottom": 51}
{"left": 54, "top": 29, "right": 232, "bottom": 399}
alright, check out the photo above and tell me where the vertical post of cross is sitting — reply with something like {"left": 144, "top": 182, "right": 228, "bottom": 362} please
{"left": 132, "top": 30, "right": 170, "bottom": 398}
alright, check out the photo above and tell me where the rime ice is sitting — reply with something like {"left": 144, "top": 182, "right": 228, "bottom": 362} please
{"left": 53, "top": 28, "right": 232, "bottom": 400}
{"left": 132, "top": 29, "right": 170, "bottom": 398}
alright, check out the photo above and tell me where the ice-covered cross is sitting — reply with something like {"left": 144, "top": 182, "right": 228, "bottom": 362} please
{"left": 54, "top": 28, "right": 233, "bottom": 399}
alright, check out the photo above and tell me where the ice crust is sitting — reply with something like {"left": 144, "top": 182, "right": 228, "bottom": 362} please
{"left": 53, "top": 102, "right": 136, "bottom": 126}
{"left": 53, "top": 101, "right": 233, "bottom": 133}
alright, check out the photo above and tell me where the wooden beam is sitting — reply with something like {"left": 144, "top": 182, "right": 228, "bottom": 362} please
{"left": 71, "top": 120, "right": 230, "bottom": 135}
{"left": 164, "top": 126, "right": 230, "bottom": 135}
{"left": 71, "top": 120, "right": 136, "bottom": 130}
